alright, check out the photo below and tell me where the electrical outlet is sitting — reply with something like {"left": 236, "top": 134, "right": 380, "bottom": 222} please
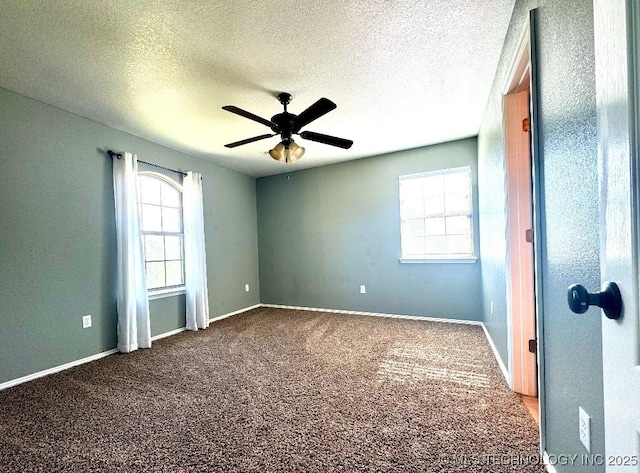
{"left": 490, "top": 301, "right": 494, "bottom": 316}
{"left": 579, "top": 407, "right": 591, "bottom": 452}
{"left": 82, "top": 314, "right": 92, "bottom": 329}
{"left": 245, "top": 284, "right": 250, "bottom": 292}
{"left": 360, "top": 285, "right": 366, "bottom": 294}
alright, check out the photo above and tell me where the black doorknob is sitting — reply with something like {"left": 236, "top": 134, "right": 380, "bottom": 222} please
{"left": 567, "top": 282, "right": 622, "bottom": 320}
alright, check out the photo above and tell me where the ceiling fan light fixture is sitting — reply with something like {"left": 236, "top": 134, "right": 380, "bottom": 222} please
{"left": 269, "top": 142, "right": 286, "bottom": 162}
{"left": 283, "top": 147, "right": 292, "bottom": 163}
{"left": 269, "top": 141, "right": 305, "bottom": 164}
{"left": 289, "top": 142, "right": 305, "bottom": 161}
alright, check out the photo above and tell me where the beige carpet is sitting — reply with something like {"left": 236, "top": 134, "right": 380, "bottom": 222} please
{"left": 0, "top": 307, "right": 544, "bottom": 472}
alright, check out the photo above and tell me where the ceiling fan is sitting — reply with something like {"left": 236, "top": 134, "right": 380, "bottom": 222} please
{"left": 222, "top": 92, "right": 353, "bottom": 164}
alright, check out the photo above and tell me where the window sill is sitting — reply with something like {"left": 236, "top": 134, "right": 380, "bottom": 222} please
{"left": 148, "top": 286, "right": 186, "bottom": 300}
{"left": 400, "top": 256, "right": 478, "bottom": 264}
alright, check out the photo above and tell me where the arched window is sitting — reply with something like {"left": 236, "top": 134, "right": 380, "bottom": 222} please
{"left": 137, "top": 172, "right": 185, "bottom": 295}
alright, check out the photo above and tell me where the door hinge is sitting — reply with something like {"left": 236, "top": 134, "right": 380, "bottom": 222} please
{"left": 522, "top": 117, "right": 531, "bottom": 132}
{"left": 525, "top": 228, "right": 534, "bottom": 243}
{"left": 528, "top": 339, "right": 537, "bottom": 354}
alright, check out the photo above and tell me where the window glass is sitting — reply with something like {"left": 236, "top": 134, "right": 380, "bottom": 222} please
{"left": 399, "top": 166, "right": 474, "bottom": 259}
{"left": 138, "top": 173, "right": 185, "bottom": 292}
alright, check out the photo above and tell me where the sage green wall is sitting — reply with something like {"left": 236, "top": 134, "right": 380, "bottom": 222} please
{"left": 257, "top": 138, "right": 482, "bottom": 321}
{"left": 0, "top": 86, "right": 260, "bottom": 384}
{"left": 478, "top": 0, "right": 604, "bottom": 470}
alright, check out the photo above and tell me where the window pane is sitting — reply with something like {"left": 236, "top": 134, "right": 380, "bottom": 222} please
{"left": 162, "top": 207, "right": 181, "bottom": 232}
{"left": 444, "top": 172, "right": 468, "bottom": 192}
{"left": 425, "top": 217, "right": 445, "bottom": 236}
{"left": 446, "top": 235, "right": 473, "bottom": 255}
{"left": 165, "top": 261, "right": 183, "bottom": 286}
{"left": 161, "top": 182, "right": 181, "bottom": 208}
{"left": 144, "top": 235, "right": 165, "bottom": 261}
{"left": 423, "top": 176, "right": 444, "bottom": 196}
{"left": 424, "top": 195, "right": 445, "bottom": 215}
{"left": 425, "top": 236, "right": 446, "bottom": 255}
{"left": 403, "top": 237, "right": 425, "bottom": 256}
{"left": 446, "top": 216, "right": 471, "bottom": 235}
{"left": 141, "top": 204, "right": 162, "bottom": 232}
{"left": 401, "top": 198, "right": 424, "bottom": 218}
{"left": 139, "top": 177, "right": 161, "bottom": 205}
{"left": 401, "top": 219, "right": 424, "bottom": 238}
{"left": 165, "top": 236, "right": 182, "bottom": 260}
{"left": 400, "top": 179, "right": 423, "bottom": 199}
{"left": 146, "top": 262, "right": 165, "bottom": 289}
{"left": 445, "top": 193, "right": 470, "bottom": 213}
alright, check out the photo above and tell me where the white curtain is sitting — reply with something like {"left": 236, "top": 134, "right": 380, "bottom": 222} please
{"left": 184, "top": 171, "right": 210, "bottom": 330}
{"left": 112, "top": 151, "right": 151, "bottom": 353}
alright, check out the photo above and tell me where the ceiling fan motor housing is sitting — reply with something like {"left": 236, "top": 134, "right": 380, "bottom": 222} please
{"left": 270, "top": 112, "right": 296, "bottom": 145}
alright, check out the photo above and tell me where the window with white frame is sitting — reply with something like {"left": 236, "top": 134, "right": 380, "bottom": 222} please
{"left": 137, "top": 172, "right": 185, "bottom": 293}
{"left": 399, "top": 166, "right": 475, "bottom": 261}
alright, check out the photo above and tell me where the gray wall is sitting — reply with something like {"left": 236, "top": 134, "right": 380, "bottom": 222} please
{"left": 257, "top": 138, "right": 482, "bottom": 321}
{"left": 478, "top": 0, "right": 604, "bottom": 470}
{"left": 0, "top": 86, "right": 260, "bottom": 384}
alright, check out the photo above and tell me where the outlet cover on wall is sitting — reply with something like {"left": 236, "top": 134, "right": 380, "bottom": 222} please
{"left": 245, "top": 284, "right": 250, "bottom": 292}
{"left": 579, "top": 406, "right": 591, "bottom": 452}
{"left": 360, "top": 285, "right": 366, "bottom": 294}
{"left": 82, "top": 314, "right": 92, "bottom": 329}
{"left": 490, "top": 301, "right": 494, "bottom": 316}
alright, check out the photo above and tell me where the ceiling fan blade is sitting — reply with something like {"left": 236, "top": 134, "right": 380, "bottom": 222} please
{"left": 292, "top": 98, "right": 337, "bottom": 131}
{"left": 222, "top": 105, "right": 275, "bottom": 128}
{"left": 299, "top": 131, "right": 353, "bottom": 149}
{"left": 224, "top": 133, "right": 275, "bottom": 148}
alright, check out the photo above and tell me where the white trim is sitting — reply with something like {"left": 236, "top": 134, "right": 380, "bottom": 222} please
{"left": 481, "top": 323, "right": 511, "bottom": 386}
{"left": 148, "top": 286, "right": 186, "bottom": 300}
{"left": 151, "top": 327, "right": 187, "bottom": 341}
{"left": 399, "top": 165, "right": 472, "bottom": 180}
{"left": 0, "top": 348, "right": 119, "bottom": 391}
{"left": 542, "top": 451, "right": 559, "bottom": 473}
{"left": 210, "top": 303, "right": 261, "bottom": 323}
{"left": 503, "top": 21, "right": 531, "bottom": 94}
{"left": 400, "top": 257, "right": 477, "bottom": 264}
{"left": 0, "top": 303, "right": 261, "bottom": 391}
{"left": 260, "top": 304, "right": 482, "bottom": 326}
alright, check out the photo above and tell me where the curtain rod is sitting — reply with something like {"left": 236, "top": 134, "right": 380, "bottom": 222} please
{"left": 107, "top": 150, "right": 188, "bottom": 177}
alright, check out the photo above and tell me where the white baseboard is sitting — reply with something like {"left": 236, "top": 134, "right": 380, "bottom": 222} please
{"left": 0, "top": 303, "right": 261, "bottom": 391}
{"left": 543, "top": 451, "right": 559, "bottom": 473}
{"left": 260, "top": 303, "right": 482, "bottom": 326}
{"left": 0, "top": 348, "right": 119, "bottom": 392}
{"left": 210, "top": 303, "right": 260, "bottom": 323}
{"left": 151, "top": 327, "right": 186, "bottom": 341}
{"left": 481, "top": 322, "right": 510, "bottom": 386}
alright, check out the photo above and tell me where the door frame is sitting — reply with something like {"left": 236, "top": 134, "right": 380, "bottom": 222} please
{"left": 503, "top": 34, "right": 537, "bottom": 398}
{"left": 501, "top": 9, "right": 547, "bottom": 452}
{"left": 528, "top": 8, "right": 548, "bottom": 454}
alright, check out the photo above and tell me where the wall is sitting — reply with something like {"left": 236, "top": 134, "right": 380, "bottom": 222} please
{"left": 0, "top": 87, "right": 260, "bottom": 385}
{"left": 478, "top": 0, "right": 604, "bottom": 470}
{"left": 257, "top": 138, "right": 482, "bottom": 321}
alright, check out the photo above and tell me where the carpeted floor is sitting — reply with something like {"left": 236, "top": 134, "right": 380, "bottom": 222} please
{"left": 0, "top": 308, "right": 544, "bottom": 472}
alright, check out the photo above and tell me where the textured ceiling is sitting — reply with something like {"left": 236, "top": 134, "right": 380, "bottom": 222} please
{"left": 0, "top": 1, "right": 515, "bottom": 177}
